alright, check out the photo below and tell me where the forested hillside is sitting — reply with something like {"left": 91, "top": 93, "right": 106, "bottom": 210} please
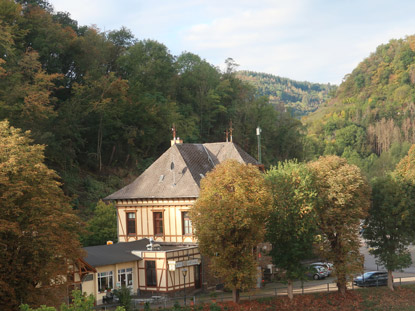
{"left": 305, "top": 35, "right": 415, "bottom": 178}
{"left": 0, "top": 0, "right": 306, "bottom": 221}
{"left": 237, "top": 71, "right": 336, "bottom": 116}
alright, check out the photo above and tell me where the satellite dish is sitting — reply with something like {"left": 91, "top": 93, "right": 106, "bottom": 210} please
{"left": 170, "top": 162, "right": 174, "bottom": 170}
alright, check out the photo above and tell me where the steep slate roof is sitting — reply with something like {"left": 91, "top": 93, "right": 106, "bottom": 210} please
{"left": 105, "top": 142, "right": 258, "bottom": 200}
{"left": 83, "top": 238, "right": 198, "bottom": 267}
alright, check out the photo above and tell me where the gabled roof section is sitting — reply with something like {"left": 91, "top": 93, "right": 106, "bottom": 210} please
{"left": 105, "top": 142, "right": 259, "bottom": 200}
{"left": 203, "top": 142, "right": 258, "bottom": 165}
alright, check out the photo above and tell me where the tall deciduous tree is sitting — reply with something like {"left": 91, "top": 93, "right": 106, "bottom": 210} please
{"left": 0, "top": 121, "right": 84, "bottom": 310}
{"left": 265, "top": 161, "right": 317, "bottom": 299}
{"left": 363, "top": 175, "right": 415, "bottom": 291}
{"left": 308, "top": 155, "right": 371, "bottom": 295}
{"left": 190, "top": 160, "right": 271, "bottom": 303}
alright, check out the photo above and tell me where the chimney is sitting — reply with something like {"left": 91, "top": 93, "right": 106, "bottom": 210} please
{"left": 171, "top": 137, "right": 183, "bottom": 146}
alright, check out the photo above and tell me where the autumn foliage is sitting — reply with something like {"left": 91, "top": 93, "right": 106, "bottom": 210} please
{"left": 191, "top": 160, "right": 271, "bottom": 303}
{"left": 308, "top": 156, "right": 371, "bottom": 295}
{"left": 0, "top": 121, "right": 84, "bottom": 310}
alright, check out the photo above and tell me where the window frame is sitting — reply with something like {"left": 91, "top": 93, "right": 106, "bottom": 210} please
{"left": 98, "top": 271, "right": 113, "bottom": 292}
{"left": 126, "top": 212, "right": 136, "bottom": 235}
{"left": 153, "top": 211, "right": 164, "bottom": 236}
{"left": 182, "top": 211, "right": 193, "bottom": 236}
{"left": 118, "top": 268, "right": 133, "bottom": 287}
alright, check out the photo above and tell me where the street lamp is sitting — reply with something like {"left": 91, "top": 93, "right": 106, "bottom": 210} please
{"left": 182, "top": 268, "right": 188, "bottom": 306}
{"left": 256, "top": 126, "right": 262, "bottom": 164}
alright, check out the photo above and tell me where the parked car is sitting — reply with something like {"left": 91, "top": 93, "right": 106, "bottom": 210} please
{"left": 305, "top": 265, "right": 328, "bottom": 280}
{"left": 353, "top": 271, "right": 389, "bottom": 287}
{"left": 310, "top": 262, "right": 334, "bottom": 276}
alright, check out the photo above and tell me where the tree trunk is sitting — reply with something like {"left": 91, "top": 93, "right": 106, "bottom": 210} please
{"left": 388, "top": 270, "right": 394, "bottom": 291}
{"left": 232, "top": 288, "right": 240, "bottom": 303}
{"left": 287, "top": 279, "right": 294, "bottom": 300}
{"left": 337, "top": 275, "right": 347, "bottom": 296}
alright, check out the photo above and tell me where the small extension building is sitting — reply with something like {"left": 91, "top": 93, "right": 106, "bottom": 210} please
{"left": 80, "top": 139, "right": 259, "bottom": 304}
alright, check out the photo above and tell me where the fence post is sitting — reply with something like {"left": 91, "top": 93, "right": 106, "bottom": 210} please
{"left": 301, "top": 280, "right": 304, "bottom": 294}
{"left": 400, "top": 277, "right": 402, "bottom": 286}
{"left": 275, "top": 288, "right": 277, "bottom": 296}
{"left": 327, "top": 283, "right": 329, "bottom": 292}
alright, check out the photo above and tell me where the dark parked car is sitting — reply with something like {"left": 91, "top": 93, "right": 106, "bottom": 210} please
{"left": 353, "top": 271, "right": 389, "bottom": 287}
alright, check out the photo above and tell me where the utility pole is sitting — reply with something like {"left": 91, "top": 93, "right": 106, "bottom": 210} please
{"left": 256, "top": 126, "right": 262, "bottom": 164}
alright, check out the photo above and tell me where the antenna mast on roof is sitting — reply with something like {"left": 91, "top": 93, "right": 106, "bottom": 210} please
{"left": 256, "top": 126, "right": 262, "bottom": 164}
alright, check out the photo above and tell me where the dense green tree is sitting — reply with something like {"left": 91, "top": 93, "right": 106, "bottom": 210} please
{"left": 265, "top": 161, "right": 317, "bottom": 299}
{"left": 82, "top": 200, "right": 117, "bottom": 246}
{"left": 0, "top": 0, "right": 25, "bottom": 59}
{"left": 118, "top": 39, "right": 176, "bottom": 96}
{"left": 0, "top": 121, "right": 83, "bottom": 310}
{"left": 190, "top": 160, "right": 271, "bottom": 303}
{"left": 308, "top": 155, "right": 371, "bottom": 295}
{"left": 363, "top": 175, "right": 415, "bottom": 291}
{"left": 0, "top": 49, "right": 61, "bottom": 141}
{"left": 175, "top": 51, "right": 221, "bottom": 141}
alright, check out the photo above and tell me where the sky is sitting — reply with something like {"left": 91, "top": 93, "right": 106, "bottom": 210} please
{"left": 49, "top": 0, "right": 415, "bottom": 85}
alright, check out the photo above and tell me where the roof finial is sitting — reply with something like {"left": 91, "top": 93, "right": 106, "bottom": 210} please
{"left": 229, "top": 120, "right": 233, "bottom": 143}
{"left": 172, "top": 124, "right": 176, "bottom": 141}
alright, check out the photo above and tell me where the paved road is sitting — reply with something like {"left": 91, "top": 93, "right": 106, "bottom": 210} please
{"left": 360, "top": 238, "right": 415, "bottom": 277}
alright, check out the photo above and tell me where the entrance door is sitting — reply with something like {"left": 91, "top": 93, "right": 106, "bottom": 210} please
{"left": 194, "top": 265, "right": 202, "bottom": 289}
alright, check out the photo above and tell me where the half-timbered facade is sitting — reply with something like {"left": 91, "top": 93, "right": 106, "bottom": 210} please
{"left": 80, "top": 140, "right": 259, "bottom": 303}
{"left": 107, "top": 141, "right": 258, "bottom": 244}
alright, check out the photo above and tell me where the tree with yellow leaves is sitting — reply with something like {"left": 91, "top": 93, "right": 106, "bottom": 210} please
{"left": 0, "top": 121, "right": 84, "bottom": 310}
{"left": 190, "top": 160, "right": 271, "bottom": 303}
{"left": 308, "top": 155, "right": 370, "bottom": 295}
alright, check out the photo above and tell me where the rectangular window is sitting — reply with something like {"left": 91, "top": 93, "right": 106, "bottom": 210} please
{"left": 145, "top": 261, "right": 157, "bottom": 287}
{"left": 126, "top": 212, "right": 136, "bottom": 235}
{"left": 118, "top": 268, "right": 133, "bottom": 287}
{"left": 182, "top": 211, "right": 193, "bottom": 235}
{"left": 153, "top": 212, "right": 163, "bottom": 235}
{"left": 98, "top": 271, "right": 113, "bottom": 292}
